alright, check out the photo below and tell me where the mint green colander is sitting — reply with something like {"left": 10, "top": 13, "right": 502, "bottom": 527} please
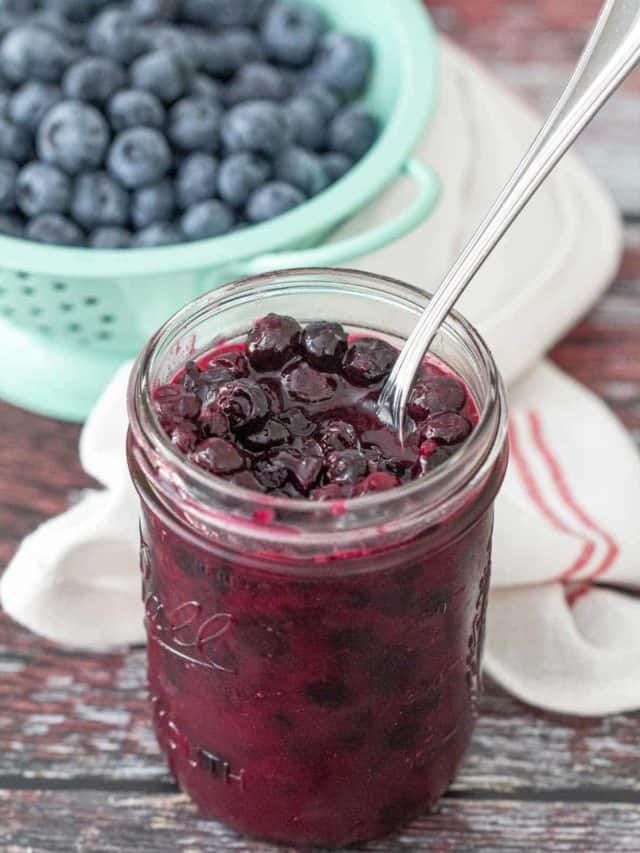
{"left": 0, "top": 0, "right": 439, "bottom": 422}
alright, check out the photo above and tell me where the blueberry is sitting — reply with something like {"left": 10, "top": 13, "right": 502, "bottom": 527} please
{"left": 295, "top": 82, "right": 340, "bottom": 118}
{"left": 225, "top": 62, "right": 290, "bottom": 106}
{"left": 216, "top": 152, "right": 270, "bottom": 208}
{"left": 0, "top": 116, "right": 32, "bottom": 162}
{"left": 9, "top": 82, "right": 61, "bottom": 132}
{"left": 16, "top": 161, "right": 71, "bottom": 217}
{"left": 318, "top": 420, "right": 358, "bottom": 453}
{"left": 284, "top": 95, "right": 326, "bottom": 151}
{"left": 221, "top": 101, "right": 291, "bottom": 157}
{"left": 308, "top": 32, "right": 373, "bottom": 99}
{"left": 261, "top": 2, "right": 326, "bottom": 67}
{"left": 181, "top": 199, "right": 234, "bottom": 240}
{"left": 343, "top": 338, "right": 397, "bottom": 387}
{"left": 354, "top": 471, "right": 400, "bottom": 496}
{"left": 71, "top": 171, "right": 129, "bottom": 229}
{"left": 44, "top": 0, "right": 109, "bottom": 23}
{"left": 284, "top": 362, "right": 336, "bottom": 403}
{"left": 321, "top": 152, "right": 352, "bottom": 183}
{"left": 271, "top": 439, "right": 323, "bottom": 493}
{"left": 0, "top": 91, "right": 9, "bottom": 117}
{"left": 421, "top": 412, "right": 472, "bottom": 446}
{"left": 191, "top": 74, "right": 223, "bottom": 103}
{"left": 131, "top": 50, "right": 193, "bottom": 104}
{"left": 198, "top": 29, "right": 263, "bottom": 79}
{"left": 168, "top": 97, "right": 222, "bottom": 153}
{"left": 277, "top": 407, "right": 316, "bottom": 437}
{"left": 246, "top": 180, "right": 304, "bottom": 222}
{"left": 154, "top": 383, "right": 200, "bottom": 426}
{"left": 409, "top": 376, "right": 466, "bottom": 420}
{"left": 90, "top": 226, "right": 131, "bottom": 248}
{"left": 38, "top": 101, "right": 109, "bottom": 175}
{"left": 214, "top": 379, "right": 270, "bottom": 430}
{"left": 131, "top": 0, "right": 180, "bottom": 21}
{"left": 26, "top": 212, "right": 84, "bottom": 246}
{"left": 0, "top": 211, "right": 24, "bottom": 237}
{"left": 0, "top": 158, "right": 16, "bottom": 210}
{"left": 326, "top": 449, "right": 368, "bottom": 485}
{"left": 108, "top": 127, "right": 172, "bottom": 189}
{"left": 329, "top": 106, "right": 378, "bottom": 159}
{"left": 191, "top": 437, "right": 245, "bottom": 475}
{"left": 132, "top": 179, "right": 174, "bottom": 229}
{"left": 131, "top": 222, "right": 183, "bottom": 247}
{"left": 200, "top": 402, "right": 231, "bottom": 438}
{"left": 63, "top": 57, "right": 127, "bottom": 106}
{"left": 247, "top": 313, "right": 301, "bottom": 370}
{"left": 175, "top": 152, "right": 218, "bottom": 209}
{"left": 243, "top": 419, "right": 290, "bottom": 452}
{"left": 304, "top": 679, "right": 348, "bottom": 709}
{"left": 274, "top": 146, "right": 328, "bottom": 197}
{"left": 301, "top": 321, "right": 348, "bottom": 371}
{"left": 0, "top": 24, "right": 76, "bottom": 84}
{"left": 0, "top": 0, "right": 37, "bottom": 14}
{"left": 107, "top": 90, "right": 166, "bottom": 133}
{"left": 87, "top": 8, "right": 147, "bottom": 64}
{"left": 144, "top": 24, "right": 193, "bottom": 56}
{"left": 182, "top": 0, "right": 268, "bottom": 28}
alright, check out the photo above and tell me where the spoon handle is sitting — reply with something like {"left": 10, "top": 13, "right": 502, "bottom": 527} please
{"left": 378, "top": 0, "right": 640, "bottom": 436}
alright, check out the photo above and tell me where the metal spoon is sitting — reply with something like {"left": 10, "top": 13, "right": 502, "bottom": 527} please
{"left": 377, "top": 0, "right": 640, "bottom": 439}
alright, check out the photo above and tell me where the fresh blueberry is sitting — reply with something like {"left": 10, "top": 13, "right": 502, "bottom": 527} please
{"left": 90, "top": 226, "right": 131, "bottom": 248}
{"left": 274, "top": 146, "right": 329, "bottom": 197}
{"left": 308, "top": 32, "right": 373, "bottom": 99}
{"left": 0, "top": 24, "right": 76, "bottom": 84}
{"left": 283, "top": 95, "right": 326, "bottom": 151}
{"left": 247, "top": 313, "right": 301, "bottom": 371}
{"left": 0, "top": 91, "right": 9, "bottom": 118}
{"left": 131, "top": 50, "right": 193, "bottom": 104}
{"left": 329, "top": 106, "right": 378, "bottom": 159}
{"left": 132, "top": 179, "right": 174, "bottom": 229}
{"left": 343, "top": 338, "right": 397, "bottom": 386}
{"left": 216, "top": 151, "right": 270, "bottom": 208}
{"left": 191, "top": 74, "right": 223, "bottom": 103}
{"left": 87, "top": 8, "right": 147, "bottom": 64}
{"left": 0, "top": 158, "right": 16, "bottom": 211}
{"left": 421, "top": 412, "right": 472, "bottom": 446}
{"left": 175, "top": 152, "right": 218, "bottom": 209}
{"left": 168, "top": 97, "right": 222, "bottom": 153}
{"left": 191, "top": 437, "right": 245, "bottom": 475}
{"left": 321, "top": 152, "right": 352, "bottom": 183}
{"left": 246, "top": 180, "right": 304, "bottom": 222}
{"left": 131, "top": 0, "right": 181, "bottom": 21}
{"left": 0, "top": 0, "right": 37, "bottom": 14}
{"left": 180, "top": 199, "right": 234, "bottom": 240}
{"left": 16, "top": 161, "right": 71, "bottom": 217}
{"left": 131, "top": 221, "right": 183, "bottom": 247}
{"left": 9, "top": 82, "right": 61, "bottom": 132}
{"left": 37, "top": 100, "right": 109, "bottom": 175}
{"left": 261, "top": 2, "right": 326, "bottom": 67}
{"left": 198, "top": 29, "right": 263, "bottom": 79}
{"left": 107, "top": 127, "right": 172, "bottom": 189}
{"left": 221, "top": 101, "right": 290, "bottom": 157}
{"left": 71, "top": 171, "right": 129, "bottom": 229}
{"left": 107, "top": 89, "right": 166, "bottom": 133}
{"left": 0, "top": 212, "right": 24, "bottom": 237}
{"left": 295, "top": 82, "right": 340, "bottom": 118}
{"left": 409, "top": 376, "right": 466, "bottom": 420}
{"left": 26, "top": 212, "right": 84, "bottom": 246}
{"left": 63, "top": 57, "right": 127, "bottom": 106}
{"left": 144, "top": 23, "right": 193, "bottom": 56}
{"left": 301, "top": 321, "right": 348, "bottom": 371}
{"left": 225, "top": 62, "right": 290, "bottom": 106}
{"left": 0, "top": 116, "right": 32, "bottom": 162}
{"left": 182, "top": 0, "right": 268, "bottom": 28}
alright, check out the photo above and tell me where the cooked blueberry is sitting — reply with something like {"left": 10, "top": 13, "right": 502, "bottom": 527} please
{"left": 225, "top": 62, "right": 290, "bottom": 106}
{"left": 318, "top": 420, "right": 358, "bottom": 453}
{"left": 214, "top": 379, "right": 270, "bottom": 430}
{"left": 354, "top": 471, "right": 401, "bottom": 496}
{"left": 0, "top": 159, "right": 17, "bottom": 211}
{"left": 90, "top": 226, "right": 131, "bottom": 249}
{"left": 182, "top": 0, "right": 268, "bottom": 28}
{"left": 154, "top": 384, "right": 200, "bottom": 426}
{"left": 9, "top": 82, "right": 60, "bottom": 132}
{"left": 131, "top": 221, "right": 183, "bottom": 247}
{"left": 132, "top": 179, "right": 174, "bottom": 230}
{"left": 0, "top": 24, "right": 76, "bottom": 84}
{"left": 343, "top": 338, "right": 397, "bottom": 387}
{"left": 277, "top": 407, "right": 315, "bottom": 437}
{"left": 207, "top": 350, "right": 250, "bottom": 378}
{"left": 274, "top": 146, "right": 328, "bottom": 197}
{"left": 284, "top": 362, "right": 336, "bottom": 403}
{"left": 237, "top": 617, "right": 289, "bottom": 659}
{"left": 301, "top": 321, "right": 348, "bottom": 371}
{"left": 369, "top": 645, "right": 416, "bottom": 694}
{"left": 131, "top": 50, "right": 193, "bottom": 104}
{"left": 198, "top": 28, "right": 263, "bottom": 79}
{"left": 199, "top": 402, "right": 230, "bottom": 438}
{"left": 247, "top": 313, "right": 301, "bottom": 371}
{"left": 308, "top": 32, "right": 372, "bottom": 99}
{"left": 169, "top": 420, "right": 198, "bottom": 453}
{"left": 321, "top": 152, "right": 352, "bottom": 183}
{"left": 71, "top": 171, "right": 129, "bottom": 229}
{"left": 167, "top": 97, "right": 221, "bottom": 154}
{"left": 16, "top": 161, "right": 71, "bottom": 216}
{"left": 63, "top": 57, "right": 126, "bottom": 106}
{"left": 26, "top": 212, "right": 84, "bottom": 246}
{"left": 326, "top": 449, "right": 368, "bottom": 485}
{"left": 271, "top": 439, "right": 323, "bottom": 493}
{"left": 246, "top": 180, "right": 304, "bottom": 222}
{"left": 108, "top": 127, "right": 172, "bottom": 189}
{"left": 0, "top": 212, "right": 24, "bottom": 237}
{"left": 261, "top": 1, "right": 325, "bottom": 67}
{"left": 216, "top": 152, "right": 270, "bottom": 209}
{"left": 37, "top": 101, "right": 109, "bottom": 175}
{"left": 0, "top": 116, "right": 31, "bottom": 162}
{"left": 304, "top": 679, "right": 348, "bottom": 709}
{"left": 329, "top": 106, "right": 378, "bottom": 159}
{"left": 254, "top": 455, "right": 288, "bottom": 490}
{"left": 221, "top": 101, "right": 290, "bottom": 157}
{"left": 87, "top": 8, "right": 147, "bottom": 64}
{"left": 176, "top": 152, "right": 218, "bottom": 209}
{"left": 421, "top": 412, "right": 472, "bottom": 446}
{"left": 409, "top": 376, "right": 466, "bottom": 420}
{"left": 243, "top": 419, "right": 290, "bottom": 451}
{"left": 191, "top": 437, "right": 245, "bottom": 475}
{"left": 131, "top": 0, "right": 181, "bottom": 21}
{"left": 107, "top": 90, "right": 166, "bottom": 133}
{"left": 283, "top": 94, "right": 326, "bottom": 151}
{"left": 231, "top": 470, "right": 265, "bottom": 492}
{"left": 190, "top": 74, "right": 223, "bottom": 103}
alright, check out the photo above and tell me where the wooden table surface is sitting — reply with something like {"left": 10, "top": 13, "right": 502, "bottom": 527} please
{"left": 2, "top": 2, "right": 640, "bottom": 850}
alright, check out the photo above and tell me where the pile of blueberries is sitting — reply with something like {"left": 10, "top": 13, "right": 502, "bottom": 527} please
{"left": 0, "top": 0, "right": 379, "bottom": 247}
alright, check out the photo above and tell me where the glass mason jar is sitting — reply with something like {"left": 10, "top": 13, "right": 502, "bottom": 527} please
{"left": 127, "top": 269, "right": 508, "bottom": 847}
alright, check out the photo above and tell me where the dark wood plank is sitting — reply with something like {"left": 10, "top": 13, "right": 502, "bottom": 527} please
{"left": 2, "top": 790, "right": 639, "bottom": 852}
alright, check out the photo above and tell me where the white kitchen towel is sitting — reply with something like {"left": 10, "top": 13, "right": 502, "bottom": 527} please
{"left": 2, "top": 40, "right": 636, "bottom": 716}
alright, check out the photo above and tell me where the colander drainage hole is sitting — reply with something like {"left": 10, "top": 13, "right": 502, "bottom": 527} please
{"left": 100, "top": 314, "right": 114, "bottom": 324}
{"left": 1, "top": 305, "right": 13, "bottom": 316}
{"left": 52, "top": 282, "right": 67, "bottom": 291}
{"left": 84, "top": 296, "right": 98, "bottom": 306}
{"left": 68, "top": 323, "right": 81, "bottom": 333}
{"left": 96, "top": 330, "right": 112, "bottom": 341}
{"left": 30, "top": 306, "right": 42, "bottom": 316}
{"left": 60, "top": 303, "right": 73, "bottom": 312}
{"left": 16, "top": 271, "right": 28, "bottom": 280}
{"left": 21, "top": 285, "right": 35, "bottom": 296}
{"left": 38, "top": 325, "right": 51, "bottom": 335}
